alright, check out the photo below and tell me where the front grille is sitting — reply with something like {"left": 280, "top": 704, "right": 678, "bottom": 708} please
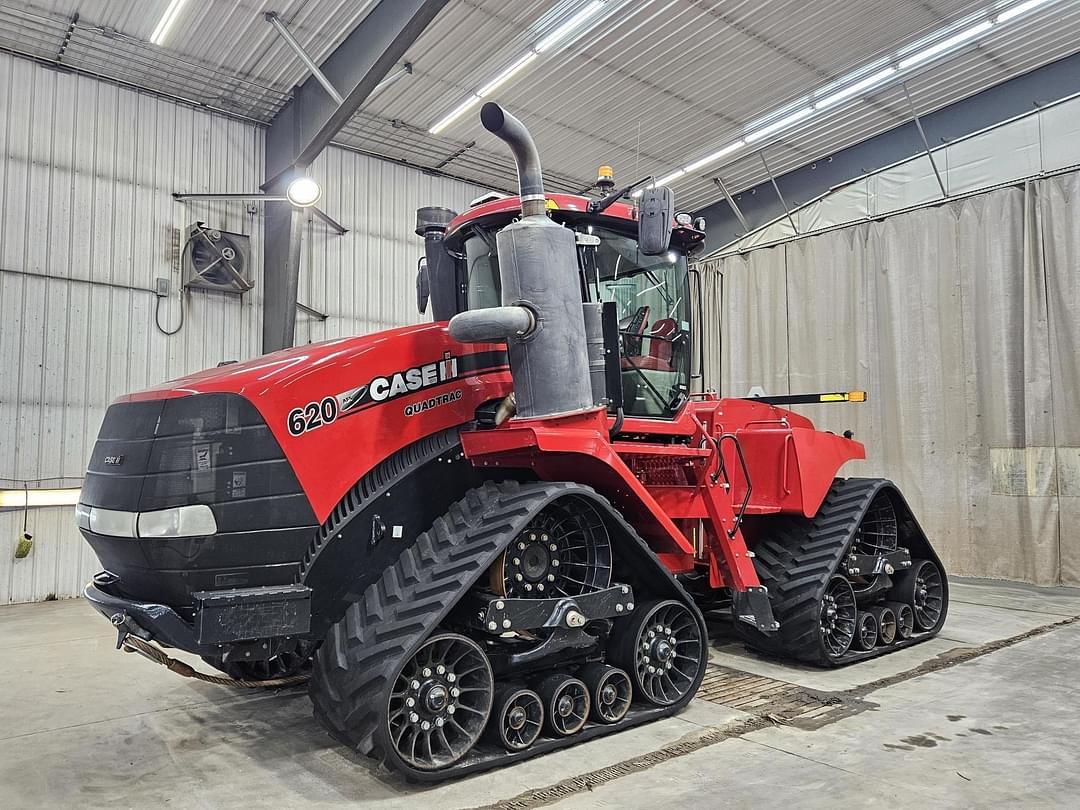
{"left": 81, "top": 393, "right": 315, "bottom": 532}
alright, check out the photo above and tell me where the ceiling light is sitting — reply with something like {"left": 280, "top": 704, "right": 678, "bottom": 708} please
{"left": 997, "top": 0, "right": 1052, "bottom": 23}
{"left": 815, "top": 67, "right": 897, "bottom": 110}
{"left": 744, "top": 107, "right": 813, "bottom": 144}
{"left": 150, "top": 0, "right": 189, "bottom": 46}
{"left": 897, "top": 20, "right": 994, "bottom": 70}
{"left": 0, "top": 487, "right": 81, "bottom": 508}
{"left": 631, "top": 0, "right": 1055, "bottom": 194}
{"left": 655, "top": 169, "right": 686, "bottom": 186}
{"left": 536, "top": 1, "right": 604, "bottom": 53}
{"left": 286, "top": 176, "right": 322, "bottom": 207}
{"left": 478, "top": 52, "right": 537, "bottom": 97}
{"left": 429, "top": 96, "right": 481, "bottom": 134}
{"left": 684, "top": 140, "right": 745, "bottom": 173}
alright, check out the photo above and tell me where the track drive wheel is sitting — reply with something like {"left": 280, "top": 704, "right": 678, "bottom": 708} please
{"left": 892, "top": 559, "right": 945, "bottom": 631}
{"left": 384, "top": 633, "right": 494, "bottom": 772}
{"left": 612, "top": 599, "right": 705, "bottom": 707}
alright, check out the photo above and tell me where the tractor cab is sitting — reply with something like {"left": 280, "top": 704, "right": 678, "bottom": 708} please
{"left": 421, "top": 188, "right": 705, "bottom": 419}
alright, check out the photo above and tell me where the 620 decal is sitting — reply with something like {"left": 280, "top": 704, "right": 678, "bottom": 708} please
{"left": 287, "top": 396, "right": 339, "bottom": 437}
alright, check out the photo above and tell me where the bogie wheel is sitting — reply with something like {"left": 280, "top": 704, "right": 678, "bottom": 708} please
{"left": 487, "top": 684, "right": 543, "bottom": 751}
{"left": 819, "top": 577, "right": 857, "bottom": 660}
{"left": 887, "top": 601, "right": 915, "bottom": 639}
{"left": 537, "top": 674, "right": 590, "bottom": 736}
{"left": 868, "top": 605, "right": 897, "bottom": 645}
{"left": 385, "top": 633, "right": 493, "bottom": 772}
{"left": 611, "top": 599, "right": 705, "bottom": 707}
{"left": 892, "top": 559, "right": 945, "bottom": 631}
{"left": 852, "top": 612, "right": 878, "bottom": 651}
{"left": 579, "top": 664, "right": 632, "bottom": 724}
{"left": 491, "top": 497, "right": 612, "bottom": 599}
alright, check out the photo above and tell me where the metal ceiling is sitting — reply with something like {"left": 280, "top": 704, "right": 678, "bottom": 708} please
{"left": 2, "top": 0, "right": 1078, "bottom": 210}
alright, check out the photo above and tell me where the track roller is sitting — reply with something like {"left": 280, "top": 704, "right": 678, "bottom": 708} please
{"left": 537, "top": 674, "right": 590, "bottom": 736}
{"left": 488, "top": 684, "right": 543, "bottom": 751}
{"left": 852, "top": 611, "right": 879, "bottom": 651}
{"left": 868, "top": 605, "right": 896, "bottom": 645}
{"left": 887, "top": 601, "right": 915, "bottom": 639}
{"left": 892, "top": 559, "right": 945, "bottom": 631}
{"left": 579, "top": 664, "right": 632, "bottom": 724}
{"left": 612, "top": 599, "right": 705, "bottom": 706}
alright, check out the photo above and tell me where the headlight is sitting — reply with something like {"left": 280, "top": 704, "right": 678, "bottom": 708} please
{"left": 88, "top": 506, "right": 138, "bottom": 538}
{"left": 138, "top": 505, "right": 217, "bottom": 538}
{"left": 76, "top": 503, "right": 217, "bottom": 538}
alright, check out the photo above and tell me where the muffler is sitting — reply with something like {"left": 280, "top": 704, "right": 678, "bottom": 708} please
{"left": 449, "top": 103, "right": 593, "bottom": 420}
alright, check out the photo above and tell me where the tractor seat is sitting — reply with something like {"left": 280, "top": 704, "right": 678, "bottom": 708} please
{"left": 621, "top": 318, "right": 677, "bottom": 372}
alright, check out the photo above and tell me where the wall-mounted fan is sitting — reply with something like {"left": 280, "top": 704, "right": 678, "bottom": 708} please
{"left": 182, "top": 222, "right": 253, "bottom": 293}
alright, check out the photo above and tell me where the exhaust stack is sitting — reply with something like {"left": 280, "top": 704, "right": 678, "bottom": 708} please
{"left": 449, "top": 103, "right": 593, "bottom": 419}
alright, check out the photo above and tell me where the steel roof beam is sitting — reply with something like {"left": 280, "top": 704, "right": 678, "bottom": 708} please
{"left": 261, "top": 0, "right": 447, "bottom": 354}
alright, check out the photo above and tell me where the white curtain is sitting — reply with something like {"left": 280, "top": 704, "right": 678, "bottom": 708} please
{"left": 697, "top": 170, "right": 1080, "bottom": 586}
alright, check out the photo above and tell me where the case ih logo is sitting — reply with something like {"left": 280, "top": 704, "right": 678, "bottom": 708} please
{"left": 286, "top": 352, "right": 460, "bottom": 437}
{"left": 339, "top": 351, "right": 459, "bottom": 412}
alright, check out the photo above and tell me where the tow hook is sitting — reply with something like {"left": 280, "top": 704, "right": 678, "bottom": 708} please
{"left": 111, "top": 612, "right": 130, "bottom": 650}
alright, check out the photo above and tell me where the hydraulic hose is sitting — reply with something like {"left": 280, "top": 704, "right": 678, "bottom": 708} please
{"left": 480, "top": 102, "right": 546, "bottom": 217}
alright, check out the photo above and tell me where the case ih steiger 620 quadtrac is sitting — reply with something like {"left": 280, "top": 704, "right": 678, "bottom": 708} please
{"left": 78, "top": 104, "right": 947, "bottom": 779}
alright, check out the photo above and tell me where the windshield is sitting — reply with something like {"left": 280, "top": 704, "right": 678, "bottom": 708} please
{"left": 461, "top": 222, "right": 691, "bottom": 418}
{"left": 582, "top": 227, "right": 691, "bottom": 418}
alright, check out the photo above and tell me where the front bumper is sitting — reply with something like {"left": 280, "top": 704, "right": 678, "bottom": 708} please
{"left": 83, "top": 571, "right": 312, "bottom": 655}
{"left": 84, "top": 571, "right": 202, "bottom": 653}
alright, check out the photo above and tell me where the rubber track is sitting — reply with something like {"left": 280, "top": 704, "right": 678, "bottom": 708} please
{"left": 737, "top": 477, "right": 898, "bottom": 666}
{"left": 308, "top": 478, "right": 706, "bottom": 779}
{"left": 310, "top": 480, "right": 591, "bottom": 762}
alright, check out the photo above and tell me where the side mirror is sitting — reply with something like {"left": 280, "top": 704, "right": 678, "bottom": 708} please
{"left": 416, "top": 258, "right": 429, "bottom": 314}
{"left": 638, "top": 186, "right": 674, "bottom": 256}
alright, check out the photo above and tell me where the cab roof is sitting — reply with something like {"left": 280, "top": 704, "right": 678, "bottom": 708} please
{"left": 445, "top": 193, "right": 638, "bottom": 241}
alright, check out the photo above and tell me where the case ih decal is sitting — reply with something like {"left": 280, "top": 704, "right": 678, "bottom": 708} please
{"left": 287, "top": 351, "right": 485, "bottom": 436}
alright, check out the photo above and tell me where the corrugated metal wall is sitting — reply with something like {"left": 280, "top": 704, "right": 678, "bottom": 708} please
{"left": 298, "top": 146, "right": 486, "bottom": 343}
{"left": 0, "top": 50, "right": 264, "bottom": 604}
{"left": 0, "top": 51, "right": 486, "bottom": 604}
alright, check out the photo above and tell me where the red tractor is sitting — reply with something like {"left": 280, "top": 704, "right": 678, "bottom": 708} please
{"left": 78, "top": 103, "right": 947, "bottom": 779}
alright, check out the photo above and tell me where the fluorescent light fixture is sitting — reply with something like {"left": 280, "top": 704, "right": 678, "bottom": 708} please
{"left": 684, "top": 140, "right": 745, "bottom": 173}
{"left": 150, "top": 0, "right": 188, "bottom": 46}
{"left": 0, "top": 487, "right": 82, "bottom": 508}
{"left": 997, "top": 0, "right": 1052, "bottom": 23}
{"left": 744, "top": 106, "right": 813, "bottom": 143}
{"left": 429, "top": 95, "right": 481, "bottom": 134}
{"left": 655, "top": 169, "right": 686, "bottom": 186}
{"left": 478, "top": 52, "right": 538, "bottom": 97}
{"left": 536, "top": 0, "right": 604, "bottom": 53}
{"left": 634, "top": 0, "right": 1056, "bottom": 192}
{"left": 898, "top": 20, "right": 994, "bottom": 70}
{"left": 815, "top": 67, "right": 897, "bottom": 110}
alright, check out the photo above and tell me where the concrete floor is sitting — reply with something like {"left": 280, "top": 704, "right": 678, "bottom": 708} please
{"left": 2, "top": 578, "right": 1078, "bottom": 809}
